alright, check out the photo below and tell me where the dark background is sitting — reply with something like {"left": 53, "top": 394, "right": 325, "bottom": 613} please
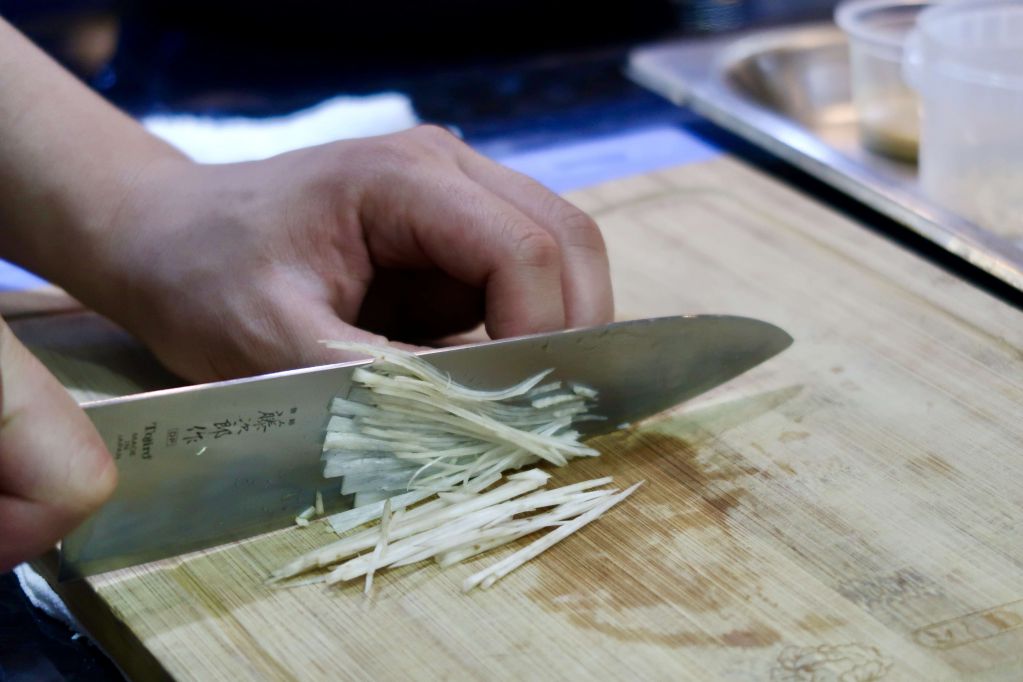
{"left": 1, "top": 0, "right": 835, "bottom": 115}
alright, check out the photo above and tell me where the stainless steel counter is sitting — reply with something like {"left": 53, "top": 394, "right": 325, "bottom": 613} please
{"left": 628, "top": 23, "right": 1023, "bottom": 291}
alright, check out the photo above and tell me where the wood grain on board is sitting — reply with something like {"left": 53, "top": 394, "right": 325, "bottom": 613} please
{"left": 15, "top": 154, "right": 1023, "bottom": 681}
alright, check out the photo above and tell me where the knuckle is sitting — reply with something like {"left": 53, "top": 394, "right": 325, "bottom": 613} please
{"left": 335, "top": 137, "right": 409, "bottom": 181}
{"left": 409, "top": 124, "right": 460, "bottom": 149}
{"left": 510, "top": 226, "right": 561, "bottom": 270}
{"left": 368, "top": 125, "right": 463, "bottom": 171}
{"left": 373, "top": 134, "right": 418, "bottom": 167}
{"left": 551, "top": 202, "right": 606, "bottom": 253}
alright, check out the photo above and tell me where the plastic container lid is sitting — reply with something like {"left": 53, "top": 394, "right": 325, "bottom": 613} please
{"left": 835, "top": 0, "right": 931, "bottom": 51}
{"left": 904, "top": 0, "right": 1023, "bottom": 91}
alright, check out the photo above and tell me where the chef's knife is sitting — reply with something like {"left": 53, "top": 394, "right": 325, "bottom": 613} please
{"left": 60, "top": 315, "right": 792, "bottom": 579}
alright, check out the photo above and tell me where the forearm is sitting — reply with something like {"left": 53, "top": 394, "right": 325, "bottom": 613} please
{"left": 0, "top": 17, "right": 188, "bottom": 304}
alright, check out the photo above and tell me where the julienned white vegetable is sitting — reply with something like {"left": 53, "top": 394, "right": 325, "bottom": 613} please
{"left": 268, "top": 343, "right": 639, "bottom": 594}
{"left": 363, "top": 498, "right": 396, "bottom": 596}
{"left": 293, "top": 505, "right": 315, "bottom": 528}
{"left": 322, "top": 341, "right": 554, "bottom": 402}
{"left": 318, "top": 341, "right": 602, "bottom": 498}
{"left": 462, "top": 480, "right": 643, "bottom": 592}
{"left": 270, "top": 470, "right": 550, "bottom": 582}
{"left": 269, "top": 470, "right": 642, "bottom": 592}
{"left": 325, "top": 475, "right": 616, "bottom": 585}
{"left": 324, "top": 471, "right": 502, "bottom": 535}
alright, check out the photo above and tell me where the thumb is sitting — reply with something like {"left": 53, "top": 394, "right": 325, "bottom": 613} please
{"left": 0, "top": 320, "right": 117, "bottom": 571}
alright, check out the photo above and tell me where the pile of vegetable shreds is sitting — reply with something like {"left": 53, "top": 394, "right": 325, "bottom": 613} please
{"left": 268, "top": 342, "right": 642, "bottom": 594}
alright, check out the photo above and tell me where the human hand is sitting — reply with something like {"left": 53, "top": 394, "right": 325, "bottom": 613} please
{"left": 0, "top": 320, "right": 117, "bottom": 572}
{"left": 89, "top": 126, "right": 613, "bottom": 382}
{"left": 1, "top": 19, "right": 607, "bottom": 386}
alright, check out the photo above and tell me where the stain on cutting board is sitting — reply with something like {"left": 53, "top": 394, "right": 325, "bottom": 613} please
{"left": 525, "top": 427, "right": 780, "bottom": 649}
{"left": 778, "top": 431, "right": 811, "bottom": 444}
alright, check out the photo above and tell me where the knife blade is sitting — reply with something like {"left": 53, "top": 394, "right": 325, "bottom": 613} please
{"left": 60, "top": 315, "right": 792, "bottom": 579}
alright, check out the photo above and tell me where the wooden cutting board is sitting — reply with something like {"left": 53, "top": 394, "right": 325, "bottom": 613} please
{"left": 16, "top": 154, "right": 1023, "bottom": 681}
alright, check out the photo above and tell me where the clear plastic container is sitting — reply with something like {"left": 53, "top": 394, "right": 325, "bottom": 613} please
{"left": 836, "top": 0, "right": 930, "bottom": 162}
{"left": 903, "top": 0, "right": 1023, "bottom": 237}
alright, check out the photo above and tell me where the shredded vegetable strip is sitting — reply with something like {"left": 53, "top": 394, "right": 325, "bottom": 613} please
{"left": 294, "top": 505, "right": 315, "bottom": 528}
{"left": 271, "top": 473, "right": 640, "bottom": 594}
{"left": 326, "top": 471, "right": 501, "bottom": 535}
{"left": 319, "top": 342, "right": 600, "bottom": 500}
{"left": 462, "top": 480, "right": 644, "bottom": 592}
{"left": 433, "top": 493, "right": 614, "bottom": 568}
{"left": 270, "top": 344, "right": 640, "bottom": 596}
{"left": 325, "top": 481, "right": 618, "bottom": 585}
{"left": 269, "top": 472, "right": 548, "bottom": 582}
{"left": 364, "top": 499, "right": 395, "bottom": 596}
{"left": 321, "top": 341, "right": 554, "bottom": 402}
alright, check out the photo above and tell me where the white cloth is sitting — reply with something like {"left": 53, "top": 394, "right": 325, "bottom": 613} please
{"left": 14, "top": 563, "right": 82, "bottom": 632}
{"left": 143, "top": 92, "right": 419, "bottom": 163}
